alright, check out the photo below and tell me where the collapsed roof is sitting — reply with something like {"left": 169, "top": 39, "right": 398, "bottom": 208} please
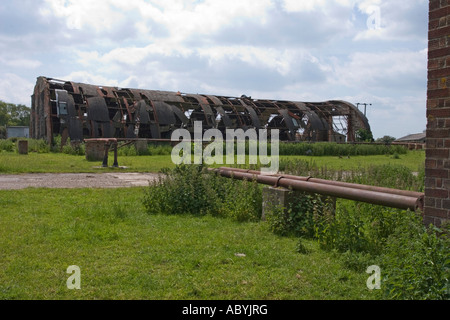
{"left": 31, "top": 76, "right": 371, "bottom": 145}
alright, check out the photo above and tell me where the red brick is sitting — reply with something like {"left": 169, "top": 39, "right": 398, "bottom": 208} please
{"left": 425, "top": 188, "right": 449, "bottom": 198}
{"left": 429, "top": 25, "right": 450, "bottom": 39}
{"left": 429, "top": 58, "right": 440, "bottom": 70}
{"left": 426, "top": 158, "right": 438, "bottom": 168}
{"left": 428, "top": 79, "right": 439, "bottom": 90}
{"left": 443, "top": 179, "right": 450, "bottom": 188}
{"left": 424, "top": 207, "right": 449, "bottom": 218}
{"left": 444, "top": 99, "right": 450, "bottom": 107}
{"left": 427, "top": 107, "right": 450, "bottom": 117}
{"left": 428, "top": 67, "right": 450, "bottom": 78}
{"left": 430, "top": 0, "right": 440, "bottom": 11}
{"left": 425, "top": 168, "right": 449, "bottom": 178}
{"left": 428, "top": 88, "right": 450, "bottom": 98}
{"left": 427, "top": 99, "right": 439, "bottom": 109}
{"left": 423, "top": 215, "right": 437, "bottom": 226}
{"left": 428, "top": 47, "right": 450, "bottom": 59}
{"left": 425, "top": 177, "right": 437, "bottom": 188}
{"left": 425, "top": 197, "right": 436, "bottom": 207}
{"left": 443, "top": 200, "right": 450, "bottom": 209}
{"left": 429, "top": 7, "right": 450, "bottom": 20}
{"left": 429, "top": 38, "right": 441, "bottom": 51}
{"left": 427, "top": 129, "right": 450, "bottom": 138}
{"left": 427, "top": 149, "right": 449, "bottom": 159}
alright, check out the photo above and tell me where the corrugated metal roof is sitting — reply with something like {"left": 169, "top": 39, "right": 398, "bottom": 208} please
{"left": 395, "top": 132, "right": 426, "bottom": 142}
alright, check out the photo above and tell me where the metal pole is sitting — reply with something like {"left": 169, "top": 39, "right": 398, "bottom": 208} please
{"left": 217, "top": 167, "right": 424, "bottom": 199}
{"left": 210, "top": 168, "right": 423, "bottom": 212}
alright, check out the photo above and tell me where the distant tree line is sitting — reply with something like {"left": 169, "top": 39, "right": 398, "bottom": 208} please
{"left": 0, "top": 100, "right": 31, "bottom": 139}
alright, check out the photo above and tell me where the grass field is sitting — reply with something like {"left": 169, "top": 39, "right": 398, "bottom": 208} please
{"left": 0, "top": 148, "right": 434, "bottom": 300}
{"left": 0, "top": 149, "right": 425, "bottom": 174}
{"left": 0, "top": 187, "right": 375, "bottom": 300}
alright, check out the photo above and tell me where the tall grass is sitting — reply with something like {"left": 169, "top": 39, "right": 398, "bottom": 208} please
{"left": 143, "top": 164, "right": 262, "bottom": 222}
{"left": 279, "top": 142, "right": 408, "bottom": 156}
{"left": 1, "top": 138, "right": 408, "bottom": 156}
{"left": 270, "top": 159, "right": 448, "bottom": 300}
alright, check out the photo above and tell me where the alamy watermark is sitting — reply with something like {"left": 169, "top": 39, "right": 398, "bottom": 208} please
{"left": 170, "top": 121, "right": 280, "bottom": 174}
{"left": 366, "top": 265, "right": 381, "bottom": 290}
{"left": 366, "top": 5, "right": 381, "bottom": 30}
{"left": 67, "top": 265, "right": 81, "bottom": 290}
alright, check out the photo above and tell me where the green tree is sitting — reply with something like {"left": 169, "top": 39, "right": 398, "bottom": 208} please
{"left": 0, "top": 100, "right": 30, "bottom": 127}
{"left": 0, "top": 101, "right": 10, "bottom": 126}
{"left": 375, "top": 135, "right": 396, "bottom": 144}
{"left": 356, "top": 128, "right": 374, "bottom": 142}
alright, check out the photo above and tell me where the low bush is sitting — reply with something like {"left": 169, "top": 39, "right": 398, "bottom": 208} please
{"left": 379, "top": 216, "right": 449, "bottom": 300}
{"left": 28, "top": 139, "right": 51, "bottom": 153}
{"left": 143, "top": 164, "right": 262, "bottom": 222}
{"left": 0, "top": 139, "right": 14, "bottom": 152}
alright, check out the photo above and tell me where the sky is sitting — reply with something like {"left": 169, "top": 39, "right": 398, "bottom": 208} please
{"left": 0, "top": 0, "right": 429, "bottom": 139}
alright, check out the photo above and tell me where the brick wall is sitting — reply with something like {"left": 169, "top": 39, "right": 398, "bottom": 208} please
{"left": 425, "top": 0, "right": 450, "bottom": 226}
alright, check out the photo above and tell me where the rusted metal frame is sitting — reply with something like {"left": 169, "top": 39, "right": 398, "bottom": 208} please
{"left": 32, "top": 77, "right": 373, "bottom": 144}
{"left": 142, "top": 95, "right": 160, "bottom": 122}
{"left": 244, "top": 99, "right": 267, "bottom": 131}
{"left": 292, "top": 102, "right": 321, "bottom": 142}
{"left": 210, "top": 168, "right": 423, "bottom": 212}
{"left": 187, "top": 94, "right": 216, "bottom": 128}
{"left": 273, "top": 102, "right": 298, "bottom": 140}
{"left": 265, "top": 100, "right": 291, "bottom": 132}
{"left": 179, "top": 96, "right": 205, "bottom": 126}
{"left": 252, "top": 100, "right": 279, "bottom": 129}
{"left": 239, "top": 99, "right": 262, "bottom": 129}
{"left": 206, "top": 95, "right": 233, "bottom": 129}
{"left": 109, "top": 90, "right": 128, "bottom": 138}
{"left": 220, "top": 97, "right": 245, "bottom": 128}
{"left": 330, "top": 100, "right": 371, "bottom": 141}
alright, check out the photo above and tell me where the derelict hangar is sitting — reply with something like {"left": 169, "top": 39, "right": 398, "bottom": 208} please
{"left": 30, "top": 76, "right": 371, "bottom": 145}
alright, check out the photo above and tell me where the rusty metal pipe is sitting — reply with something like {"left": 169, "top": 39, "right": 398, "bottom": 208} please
{"left": 217, "top": 167, "right": 424, "bottom": 199}
{"left": 211, "top": 168, "right": 423, "bottom": 212}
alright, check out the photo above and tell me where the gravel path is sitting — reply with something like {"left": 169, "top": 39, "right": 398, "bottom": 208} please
{"left": 0, "top": 173, "right": 161, "bottom": 190}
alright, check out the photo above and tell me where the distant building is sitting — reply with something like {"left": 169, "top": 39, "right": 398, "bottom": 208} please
{"left": 394, "top": 132, "right": 426, "bottom": 144}
{"left": 6, "top": 126, "right": 30, "bottom": 139}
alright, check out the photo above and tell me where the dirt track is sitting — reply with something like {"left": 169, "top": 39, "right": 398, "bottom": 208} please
{"left": 0, "top": 173, "right": 161, "bottom": 190}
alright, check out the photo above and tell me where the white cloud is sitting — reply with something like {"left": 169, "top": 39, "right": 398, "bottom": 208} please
{"left": 58, "top": 71, "right": 120, "bottom": 88}
{"left": 198, "top": 46, "right": 300, "bottom": 76}
{"left": 0, "top": 73, "right": 34, "bottom": 106}
{"left": 0, "top": 57, "right": 42, "bottom": 69}
{"left": 41, "top": 0, "right": 125, "bottom": 32}
{"left": 41, "top": 0, "right": 273, "bottom": 43}
{"left": 332, "top": 49, "right": 427, "bottom": 91}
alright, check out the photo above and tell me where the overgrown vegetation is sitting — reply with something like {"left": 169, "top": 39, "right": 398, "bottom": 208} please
{"left": 144, "top": 164, "right": 262, "bottom": 222}
{"left": 0, "top": 137, "right": 173, "bottom": 157}
{"left": 279, "top": 141, "right": 406, "bottom": 156}
{"left": 143, "top": 161, "right": 448, "bottom": 300}
{"left": 1, "top": 138, "right": 408, "bottom": 157}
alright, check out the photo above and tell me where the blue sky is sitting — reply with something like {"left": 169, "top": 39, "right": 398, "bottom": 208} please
{"left": 0, "top": 0, "right": 428, "bottom": 139}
